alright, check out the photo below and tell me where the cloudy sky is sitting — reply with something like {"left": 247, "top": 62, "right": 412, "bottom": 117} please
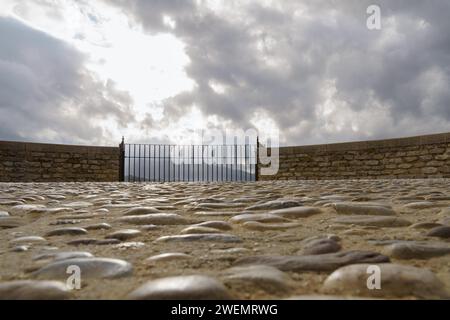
{"left": 0, "top": 0, "right": 449, "bottom": 146}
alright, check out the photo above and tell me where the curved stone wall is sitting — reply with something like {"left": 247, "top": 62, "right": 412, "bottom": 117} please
{"left": 260, "top": 132, "right": 450, "bottom": 180}
{"left": 0, "top": 140, "right": 119, "bottom": 182}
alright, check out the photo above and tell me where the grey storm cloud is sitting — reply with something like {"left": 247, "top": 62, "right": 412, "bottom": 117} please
{"left": 1, "top": 1, "right": 449, "bottom": 146}
{"left": 0, "top": 16, "right": 134, "bottom": 145}
{"left": 109, "top": 0, "right": 450, "bottom": 145}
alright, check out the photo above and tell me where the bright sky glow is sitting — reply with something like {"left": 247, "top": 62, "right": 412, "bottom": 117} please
{"left": 0, "top": 0, "right": 197, "bottom": 142}
{"left": 1, "top": 1, "right": 448, "bottom": 146}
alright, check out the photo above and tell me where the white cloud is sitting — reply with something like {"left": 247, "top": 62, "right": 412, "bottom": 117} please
{"left": 1, "top": 0, "right": 194, "bottom": 131}
{"left": 1, "top": 0, "right": 450, "bottom": 146}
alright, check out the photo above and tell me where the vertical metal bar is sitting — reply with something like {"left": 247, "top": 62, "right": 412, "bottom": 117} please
{"left": 181, "top": 146, "right": 184, "bottom": 181}
{"left": 255, "top": 137, "right": 259, "bottom": 181}
{"left": 133, "top": 145, "right": 135, "bottom": 182}
{"left": 143, "top": 144, "right": 146, "bottom": 182}
{"left": 217, "top": 145, "right": 220, "bottom": 182}
{"left": 162, "top": 145, "right": 165, "bottom": 182}
{"left": 206, "top": 146, "right": 209, "bottom": 182}
{"left": 226, "top": 145, "right": 229, "bottom": 182}
{"left": 164, "top": 145, "right": 166, "bottom": 182}
{"left": 236, "top": 144, "right": 238, "bottom": 182}
{"left": 137, "top": 144, "right": 140, "bottom": 182}
{"left": 119, "top": 137, "right": 125, "bottom": 182}
{"left": 240, "top": 145, "right": 243, "bottom": 182}
{"left": 128, "top": 144, "right": 131, "bottom": 182}
{"left": 146, "top": 144, "right": 148, "bottom": 182}
{"left": 138, "top": 144, "right": 141, "bottom": 182}
{"left": 148, "top": 145, "right": 156, "bottom": 181}
{"left": 129, "top": 144, "right": 131, "bottom": 182}
{"left": 251, "top": 144, "right": 254, "bottom": 181}
{"left": 201, "top": 145, "right": 204, "bottom": 182}
{"left": 153, "top": 145, "right": 155, "bottom": 182}
{"left": 210, "top": 146, "right": 212, "bottom": 182}
{"left": 191, "top": 145, "right": 194, "bottom": 182}
{"left": 168, "top": 145, "right": 171, "bottom": 182}
{"left": 245, "top": 144, "right": 247, "bottom": 182}
{"left": 248, "top": 145, "right": 250, "bottom": 181}
{"left": 234, "top": 144, "right": 237, "bottom": 181}
{"left": 143, "top": 145, "right": 146, "bottom": 182}
{"left": 238, "top": 145, "right": 240, "bottom": 181}
{"left": 211, "top": 146, "right": 214, "bottom": 181}
{"left": 136, "top": 144, "right": 139, "bottom": 182}
{"left": 221, "top": 145, "right": 224, "bottom": 182}
{"left": 149, "top": 145, "right": 151, "bottom": 182}
{"left": 172, "top": 145, "right": 174, "bottom": 182}
{"left": 248, "top": 143, "right": 251, "bottom": 182}
{"left": 237, "top": 144, "right": 240, "bottom": 182}
{"left": 186, "top": 145, "right": 189, "bottom": 182}
{"left": 156, "top": 145, "right": 159, "bottom": 182}
{"left": 145, "top": 144, "right": 151, "bottom": 181}
{"left": 224, "top": 145, "right": 226, "bottom": 182}
{"left": 251, "top": 145, "right": 254, "bottom": 181}
{"left": 130, "top": 144, "right": 133, "bottom": 182}
{"left": 160, "top": 145, "right": 163, "bottom": 182}
{"left": 151, "top": 145, "right": 153, "bottom": 182}
{"left": 150, "top": 145, "right": 152, "bottom": 182}
{"left": 229, "top": 145, "right": 231, "bottom": 182}
{"left": 168, "top": 145, "right": 170, "bottom": 182}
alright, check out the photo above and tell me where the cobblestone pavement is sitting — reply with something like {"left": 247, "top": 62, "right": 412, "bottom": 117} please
{"left": 0, "top": 180, "right": 449, "bottom": 299}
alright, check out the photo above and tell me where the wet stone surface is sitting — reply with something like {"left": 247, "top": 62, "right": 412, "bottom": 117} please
{"left": 0, "top": 180, "right": 449, "bottom": 299}
{"left": 127, "top": 275, "right": 232, "bottom": 300}
{"left": 322, "top": 263, "right": 449, "bottom": 299}
{"left": 0, "top": 280, "right": 71, "bottom": 300}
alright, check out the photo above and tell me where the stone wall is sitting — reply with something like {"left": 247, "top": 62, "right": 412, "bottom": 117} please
{"left": 0, "top": 140, "right": 120, "bottom": 182}
{"left": 259, "top": 132, "right": 450, "bottom": 180}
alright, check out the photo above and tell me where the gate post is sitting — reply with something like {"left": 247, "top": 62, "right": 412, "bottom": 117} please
{"left": 255, "top": 136, "right": 259, "bottom": 181}
{"left": 119, "top": 136, "right": 125, "bottom": 182}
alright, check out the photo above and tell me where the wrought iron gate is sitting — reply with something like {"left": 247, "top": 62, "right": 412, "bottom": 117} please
{"left": 119, "top": 140, "right": 258, "bottom": 182}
